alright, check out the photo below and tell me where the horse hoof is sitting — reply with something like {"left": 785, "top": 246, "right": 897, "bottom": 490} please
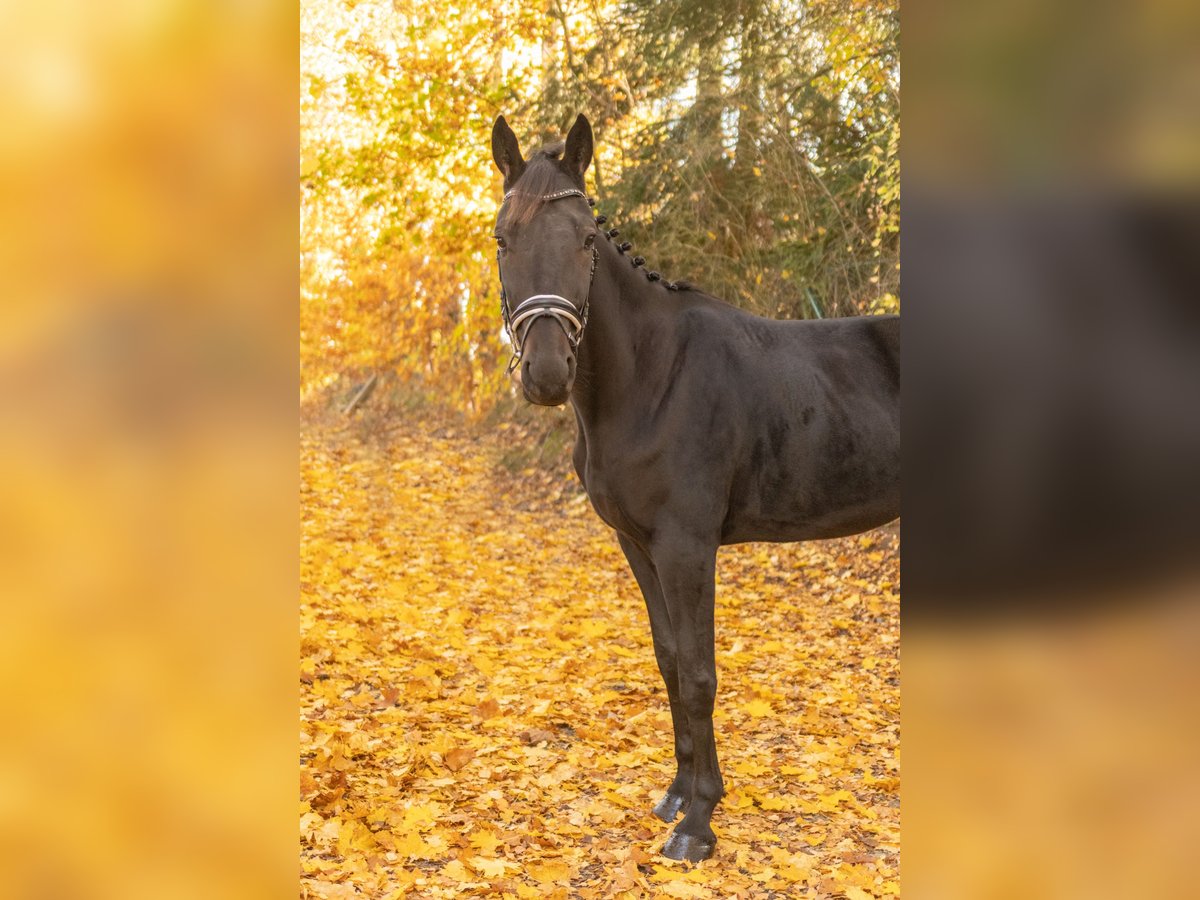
{"left": 662, "top": 831, "right": 716, "bottom": 862}
{"left": 652, "top": 792, "right": 688, "bottom": 822}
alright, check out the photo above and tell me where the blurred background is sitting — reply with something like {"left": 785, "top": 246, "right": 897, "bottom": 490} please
{"left": 0, "top": 1, "right": 295, "bottom": 897}
{"left": 300, "top": 0, "right": 899, "bottom": 419}
{"left": 903, "top": 0, "right": 1200, "bottom": 897}
{"left": 2, "top": 0, "right": 1198, "bottom": 895}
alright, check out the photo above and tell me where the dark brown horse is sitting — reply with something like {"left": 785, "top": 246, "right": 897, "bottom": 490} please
{"left": 491, "top": 113, "right": 899, "bottom": 862}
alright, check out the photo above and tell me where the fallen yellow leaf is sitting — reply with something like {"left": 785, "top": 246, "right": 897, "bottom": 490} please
{"left": 743, "top": 698, "right": 773, "bottom": 717}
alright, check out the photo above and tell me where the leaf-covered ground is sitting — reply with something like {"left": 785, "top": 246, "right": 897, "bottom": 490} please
{"left": 300, "top": 417, "right": 899, "bottom": 898}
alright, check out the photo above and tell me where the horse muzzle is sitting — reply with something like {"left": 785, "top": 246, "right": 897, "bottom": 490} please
{"left": 519, "top": 333, "right": 576, "bottom": 405}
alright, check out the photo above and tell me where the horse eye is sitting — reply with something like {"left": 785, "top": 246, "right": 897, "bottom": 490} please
{"left": 583, "top": 233, "right": 596, "bottom": 249}
{"left": 494, "top": 236, "right": 507, "bottom": 250}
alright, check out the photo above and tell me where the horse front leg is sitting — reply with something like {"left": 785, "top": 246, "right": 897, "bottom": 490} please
{"left": 616, "top": 533, "right": 694, "bottom": 822}
{"left": 651, "top": 530, "right": 723, "bottom": 862}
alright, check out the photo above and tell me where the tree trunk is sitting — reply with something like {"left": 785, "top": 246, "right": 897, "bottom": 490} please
{"left": 694, "top": 42, "right": 724, "bottom": 167}
{"left": 735, "top": 0, "right": 763, "bottom": 170}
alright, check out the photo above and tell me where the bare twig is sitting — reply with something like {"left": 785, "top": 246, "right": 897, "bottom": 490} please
{"left": 343, "top": 372, "right": 379, "bottom": 416}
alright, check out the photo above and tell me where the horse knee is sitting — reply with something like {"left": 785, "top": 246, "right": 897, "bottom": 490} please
{"left": 679, "top": 673, "right": 716, "bottom": 717}
{"left": 652, "top": 638, "right": 679, "bottom": 677}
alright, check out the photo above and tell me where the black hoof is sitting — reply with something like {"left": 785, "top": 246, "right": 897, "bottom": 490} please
{"left": 662, "top": 831, "right": 716, "bottom": 862}
{"left": 652, "top": 792, "right": 689, "bottom": 822}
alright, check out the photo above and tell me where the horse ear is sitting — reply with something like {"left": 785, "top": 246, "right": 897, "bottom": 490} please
{"left": 491, "top": 115, "right": 525, "bottom": 187}
{"left": 563, "top": 113, "right": 593, "bottom": 182}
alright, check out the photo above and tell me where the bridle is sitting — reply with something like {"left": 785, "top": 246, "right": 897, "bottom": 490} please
{"left": 496, "top": 187, "right": 598, "bottom": 373}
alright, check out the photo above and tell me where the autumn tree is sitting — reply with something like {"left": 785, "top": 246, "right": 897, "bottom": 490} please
{"left": 301, "top": 0, "right": 898, "bottom": 414}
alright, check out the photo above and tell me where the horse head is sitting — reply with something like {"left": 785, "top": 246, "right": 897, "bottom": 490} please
{"left": 491, "top": 114, "right": 598, "bottom": 406}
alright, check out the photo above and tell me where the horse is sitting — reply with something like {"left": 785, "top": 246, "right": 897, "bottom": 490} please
{"left": 490, "top": 113, "right": 900, "bottom": 862}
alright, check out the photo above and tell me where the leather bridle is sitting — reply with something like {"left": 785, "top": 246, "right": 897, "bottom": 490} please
{"left": 496, "top": 188, "right": 597, "bottom": 373}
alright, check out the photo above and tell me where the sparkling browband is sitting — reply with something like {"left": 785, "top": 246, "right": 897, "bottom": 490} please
{"left": 502, "top": 188, "right": 591, "bottom": 204}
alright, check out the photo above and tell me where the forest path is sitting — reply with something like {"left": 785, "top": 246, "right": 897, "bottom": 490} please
{"left": 300, "top": 416, "right": 899, "bottom": 899}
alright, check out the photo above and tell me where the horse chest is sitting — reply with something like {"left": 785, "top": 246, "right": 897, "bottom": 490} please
{"left": 582, "top": 472, "right": 636, "bottom": 534}
{"left": 578, "top": 456, "right": 654, "bottom": 540}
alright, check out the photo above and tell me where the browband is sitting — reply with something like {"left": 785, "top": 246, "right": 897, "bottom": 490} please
{"left": 502, "top": 187, "right": 590, "bottom": 204}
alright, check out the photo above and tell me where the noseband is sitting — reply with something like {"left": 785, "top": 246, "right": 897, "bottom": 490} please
{"left": 496, "top": 188, "right": 598, "bottom": 373}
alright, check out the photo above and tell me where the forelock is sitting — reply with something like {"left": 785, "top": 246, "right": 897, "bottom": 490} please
{"left": 500, "top": 144, "right": 576, "bottom": 226}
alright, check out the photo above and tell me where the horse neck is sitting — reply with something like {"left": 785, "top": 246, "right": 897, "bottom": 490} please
{"left": 570, "top": 240, "right": 662, "bottom": 424}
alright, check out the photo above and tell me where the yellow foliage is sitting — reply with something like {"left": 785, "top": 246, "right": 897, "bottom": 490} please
{"left": 300, "top": 419, "right": 899, "bottom": 897}
{"left": 743, "top": 698, "right": 774, "bottom": 717}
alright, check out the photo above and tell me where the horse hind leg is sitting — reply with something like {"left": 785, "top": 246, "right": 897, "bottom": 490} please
{"left": 616, "top": 534, "right": 694, "bottom": 823}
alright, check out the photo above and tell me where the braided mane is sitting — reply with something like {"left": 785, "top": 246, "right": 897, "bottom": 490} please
{"left": 501, "top": 146, "right": 696, "bottom": 293}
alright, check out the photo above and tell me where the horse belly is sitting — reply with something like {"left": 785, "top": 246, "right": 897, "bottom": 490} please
{"left": 721, "top": 488, "right": 898, "bottom": 544}
{"left": 723, "top": 498, "right": 898, "bottom": 543}
{"left": 722, "top": 422, "right": 899, "bottom": 544}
